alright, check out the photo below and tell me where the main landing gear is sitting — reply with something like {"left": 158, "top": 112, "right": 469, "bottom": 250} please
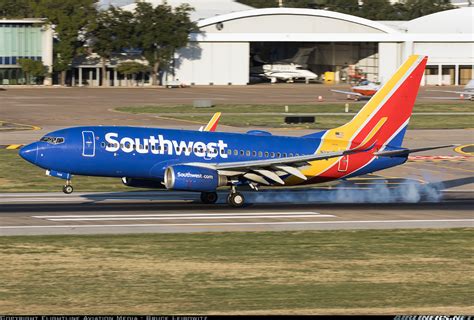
{"left": 62, "top": 180, "right": 73, "bottom": 194}
{"left": 200, "top": 187, "right": 245, "bottom": 207}
{"left": 227, "top": 186, "right": 245, "bottom": 208}
{"left": 200, "top": 191, "right": 218, "bottom": 204}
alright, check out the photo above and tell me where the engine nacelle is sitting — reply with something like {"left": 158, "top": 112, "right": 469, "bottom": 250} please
{"left": 164, "top": 165, "right": 227, "bottom": 192}
{"left": 121, "top": 177, "right": 165, "bottom": 189}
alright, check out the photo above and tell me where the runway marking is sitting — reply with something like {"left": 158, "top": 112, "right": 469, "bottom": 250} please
{"left": 32, "top": 212, "right": 324, "bottom": 219}
{"left": 1, "top": 219, "right": 473, "bottom": 229}
{"left": 33, "top": 212, "right": 335, "bottom": 221}
{"left": 419, "top": 162, "right": 474, "bottom": 173}
{"left": 43, "top": 215, "right": 336, "bottom": 221}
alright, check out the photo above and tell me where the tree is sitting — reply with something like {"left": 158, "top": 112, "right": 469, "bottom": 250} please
{"left": 236, "top": 0, "right": 455, "bottom": 20}
{"left": 0, "top": 0, "right": 35, "bottom": 18}
{"left": 88, "top": 7, "right": 134, "bottom": 86}
{"left": 359, "top": 0, "right": 396, "bottom": 20}
{"left": 34, "top": 0, "right": 97, "bottom": 86}
{"left": 134, "top": 2, "right": 196, "bottom": 86}
{"left": 18, "top": 58, "right": 48, "bottom": 84}
{"left": 116, "top": 61, "right": 150, "bottom": 86}
{"left": 397, "top": 0, "right": 454, "bottom": 20}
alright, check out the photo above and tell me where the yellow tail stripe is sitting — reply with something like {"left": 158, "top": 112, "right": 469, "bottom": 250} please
{"left": 204, "top": 112, "right": 221, "bottom": 131}
{"left": 357, "top": 117, "right": 387, "bottom": 148}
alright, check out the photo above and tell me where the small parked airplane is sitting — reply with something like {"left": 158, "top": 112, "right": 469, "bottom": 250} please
{"left": 427, "top": 79, "right": 474, "bottom": 101}
{"left": 20, "top": 55, "right": 455, "bottom": 207}
{"left": 331, "top": 80, "right": 380, "bottom": 100}
{"left": 250, "top": 48, "right": 318, "bottom": 83}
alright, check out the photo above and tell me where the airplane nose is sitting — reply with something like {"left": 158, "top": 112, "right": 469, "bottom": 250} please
{"left": 19, "top": 142, "right": 38, "bottom": 164}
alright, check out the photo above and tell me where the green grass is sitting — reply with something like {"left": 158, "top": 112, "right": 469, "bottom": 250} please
{"left": 115, "top": 104, "right": 474, "bottom": 129}
{"left": 1, "top": 229, "right": 473, "bottom": 314}
{"left": 0, "top": 149, "right": 130, "bottom": 192}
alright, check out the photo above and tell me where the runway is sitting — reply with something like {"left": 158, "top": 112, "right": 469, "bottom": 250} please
{"left": 1, "top": 190, "right": 472, "bottom": 236}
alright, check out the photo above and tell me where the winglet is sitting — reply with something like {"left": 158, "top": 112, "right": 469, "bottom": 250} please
{"left": 200, "top": 112, "right": 221, "bottom": 132}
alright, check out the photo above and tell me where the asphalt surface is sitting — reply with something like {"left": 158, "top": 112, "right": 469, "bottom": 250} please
{"left": 1, "top": 186, "right": 472, "bottom": 236}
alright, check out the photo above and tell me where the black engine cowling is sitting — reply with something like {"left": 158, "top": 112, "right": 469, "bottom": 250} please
{"left": 164, "top": 165, "right": 227, "bottom": 192}
{"left": 121, "top": 177, "right": 165, "bottom": 189}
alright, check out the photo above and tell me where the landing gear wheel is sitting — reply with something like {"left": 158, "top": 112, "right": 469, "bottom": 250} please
{"left": 62, "top": 185, "right": 73, "bottom": 194}
{"left": 227, "top": 192, "right": 245, "bottom": 208}
{"left": 200, "top": 192, "right": 218, "bottom": 204}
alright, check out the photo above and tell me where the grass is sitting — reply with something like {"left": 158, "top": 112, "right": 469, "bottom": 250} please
{"left": 0, "top": 229, "right": 472, "bottom": 314}
{"left": 116, "top": 103, "right": 474, "bottom": 129}
{"left": 0, "top": 149, "right": 130, "bottom": 192}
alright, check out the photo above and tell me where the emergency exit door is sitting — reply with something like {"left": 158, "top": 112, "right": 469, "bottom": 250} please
{"left": 338, "top": 155, "right": 349, "bottom": 172}
{"left": 82, "top": 131, "right": 95, "bottom": 157}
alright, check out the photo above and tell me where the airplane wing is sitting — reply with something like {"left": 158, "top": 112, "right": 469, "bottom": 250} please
{"left": 184, "top": 143, "right": 375, "bottom": 185}
{"left": 330, "top": 89, "right": 363, "bottom": 96}
{"left": 427, "top": 90, "right": 469, "bottom": 95}
{"left": 199, "top": 112, "right": 221, "bottom": 132}
{"left": 374, "top": 144, "right": 458, "bottom": 157}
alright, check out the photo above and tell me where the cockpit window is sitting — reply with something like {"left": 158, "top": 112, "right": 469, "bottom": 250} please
{"left": 40, "top": 136, "right": 65, "bottom": 144}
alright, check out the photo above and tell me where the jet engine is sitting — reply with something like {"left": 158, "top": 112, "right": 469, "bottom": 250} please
{"left": 164, "top": 165, "right": 227, "bottom": 192}
{"left": 121, "top": 177, "right": 165, "bottom": 189}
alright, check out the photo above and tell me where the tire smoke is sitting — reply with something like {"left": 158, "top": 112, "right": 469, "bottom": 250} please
{"left": 245, "top": 180, "right": 444, "bottom": 204}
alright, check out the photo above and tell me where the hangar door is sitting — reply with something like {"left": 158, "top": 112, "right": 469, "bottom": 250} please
{"left": 172, "top": 42, "right": 250, "bottom": 85}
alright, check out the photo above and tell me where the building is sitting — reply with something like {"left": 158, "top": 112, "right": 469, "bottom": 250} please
{"left": 167, "top": 6, "right": 473, "bottom": 86}
{"left": 0, "top": 18, "right": 53, "bottom": 85}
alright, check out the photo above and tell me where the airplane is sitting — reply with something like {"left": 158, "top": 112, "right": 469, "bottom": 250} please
{"left": 250, "top": 48, "right": 318, "bottom": 83}
{"left": 427, "top": 79, "right": 474, "bottom": 101}
{"left": 19, "top": 55, "right": 456, "bottom": 207}
{"left": 331, "top": 80, "right": 381, "bottom": 100}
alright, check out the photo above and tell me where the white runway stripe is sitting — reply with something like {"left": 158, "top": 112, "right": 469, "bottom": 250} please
{"left": 33, "top": 212, "right": 323, "bottom": 219}
{"left": 45, "top": 214, "right": 335, "bottom": 221}
{"left": 1, "top": 219, "right": 473, "bottom": 229}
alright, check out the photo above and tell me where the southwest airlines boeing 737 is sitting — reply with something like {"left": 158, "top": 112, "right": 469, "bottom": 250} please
{"left": 19, "top": 55, "right": 455, "bottom": 207}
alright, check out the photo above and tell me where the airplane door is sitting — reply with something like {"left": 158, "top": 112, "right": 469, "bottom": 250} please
{"left": 338, "top": 155, "right": 349, "bottom": 172}
{"left": 82, "top": 131, "right": 95, "bottom": 157}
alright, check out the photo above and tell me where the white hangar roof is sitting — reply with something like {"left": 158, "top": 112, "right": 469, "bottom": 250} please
{"left": 401, "top": 7, "right": 474, "bottom": 34}
{"left": 190, "top": 7, "right": 473, "bottom": 43}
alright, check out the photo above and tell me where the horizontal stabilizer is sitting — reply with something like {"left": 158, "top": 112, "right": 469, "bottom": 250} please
{"left": 374, "top": 144, "right": 458, "bottom": 157}
{"left": 330, "top": 89, "right": 362, "bottom": 96}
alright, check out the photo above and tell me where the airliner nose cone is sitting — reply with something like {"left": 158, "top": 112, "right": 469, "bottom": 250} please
{"left": 19, "top": 142, "right": 38, "bottom": 164}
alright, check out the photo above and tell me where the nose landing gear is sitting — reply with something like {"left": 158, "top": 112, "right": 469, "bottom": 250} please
{"left": 62, "top": 180, "right": 73, "bottom": 194}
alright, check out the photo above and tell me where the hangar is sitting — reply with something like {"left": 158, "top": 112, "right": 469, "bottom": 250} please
{"left": 167, "top": 6, "right": 474, "bottom": 86}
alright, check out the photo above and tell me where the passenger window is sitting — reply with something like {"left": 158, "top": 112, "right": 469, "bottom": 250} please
{"left": 252, "top": 151, "right": 256, "bottom": 156}
{"left": 227, "top": 149, "right": 232, "bottom": 155}
{"left": 240, "top": 150, "right": 244, "bottom": 156}
{"left": 265, "top": 152, "right": 269, "bottom": 157}
{"left": 258, "top": 151, "right": 262, "bottom": 157}
{"left": 283, "top": 153, "right": 287, "bottom": 157}
{"left": 234, "top": 150, "right": 238, "bottom": 155}
{"left": 289, "top": 153, "right": 293, "bottom": 157}
{"left": 276, "top": 152, "right": 281, "bottom": 158}
{"left": 246, "top": 150, "right": 250, "bottom": 156}
{"left": 270, "top": 152, "right": 275, "bottom": 158}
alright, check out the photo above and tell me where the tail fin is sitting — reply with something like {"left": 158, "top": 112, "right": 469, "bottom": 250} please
{"left": 308, "top": 55, "right": 427, "bottom": 150}
{"left": 199, "top": 112, "right": 221, "bottom": 132}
